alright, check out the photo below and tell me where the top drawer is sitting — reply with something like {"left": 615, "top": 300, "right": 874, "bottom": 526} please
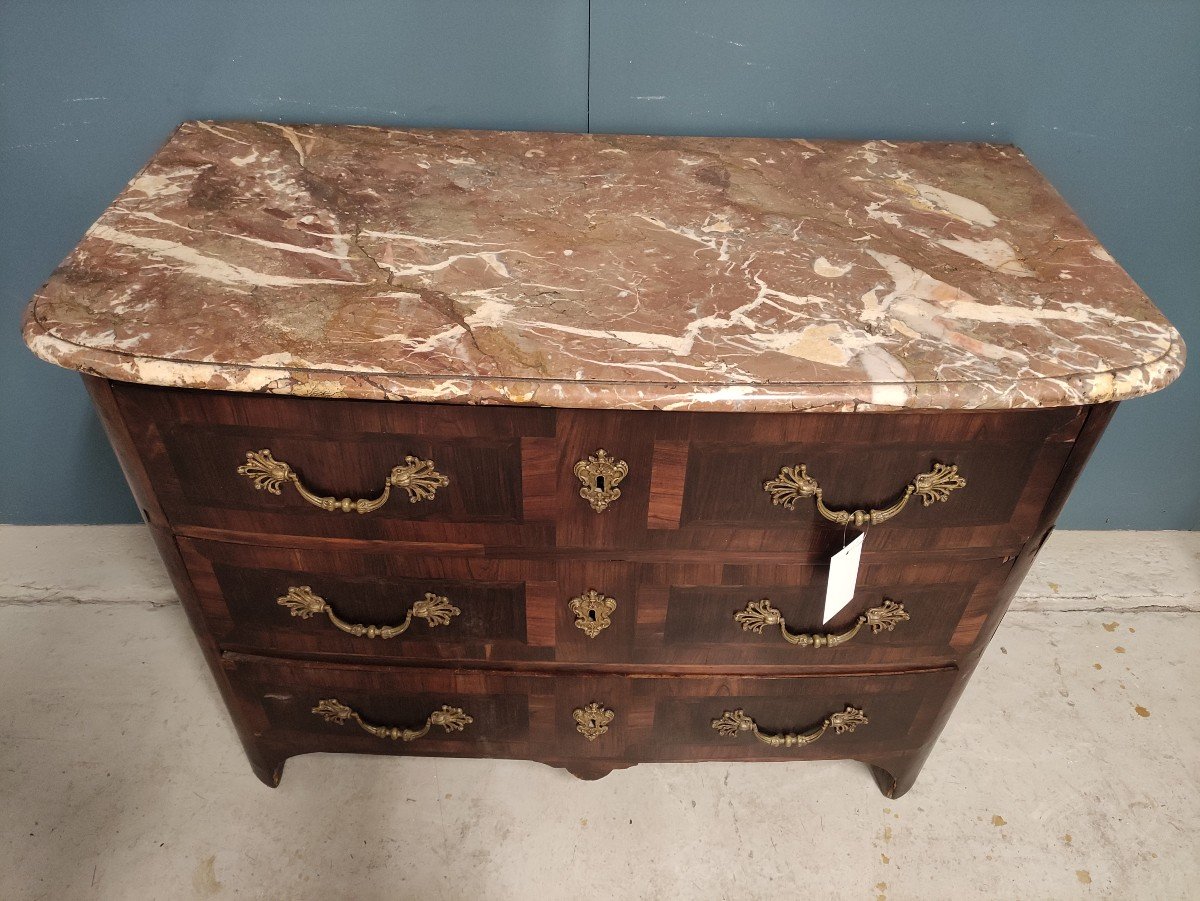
{"left": 115, "top": 383, "right": 555, "bottom": 547}
{"left": 113, "top": 383, "right": 1086, "bottom": 559}
{"left": 557, "top": 404, "right": 1084, "bottom": 559}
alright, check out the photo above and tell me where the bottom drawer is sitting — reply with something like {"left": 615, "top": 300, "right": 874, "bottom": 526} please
{"left": 225, "top": 654, "right": 958, "bottom": 774}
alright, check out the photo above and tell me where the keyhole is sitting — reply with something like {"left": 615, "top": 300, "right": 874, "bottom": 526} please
{"left": 588, "top": 609, "right": 598, "bottom": 622}
{"left": 595, "top": 475, "right": 605, "bottom": 491}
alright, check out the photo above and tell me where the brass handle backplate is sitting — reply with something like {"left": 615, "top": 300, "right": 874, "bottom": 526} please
{"left": 763, "top": 462, "right": 965, "bottom": 528}
{"left": 238, "top": 449, "right": 449, "bottom": 514}
{"left": 573, "top": 702, "right": 615, "bottom": 741}
{"left": 712, "top": 705, "right": 867, "bottom": 748}
{"left": 734, "top": 599, "right": 909, "bottom": 648}
{"left": 574, "top": 449, "right": 628, "bottom": 513}
{"left": 278, "top": 586, "right": 460, "bottom": 639}
{"left": 312, "top": 699, "right": 472, "bottom": 741}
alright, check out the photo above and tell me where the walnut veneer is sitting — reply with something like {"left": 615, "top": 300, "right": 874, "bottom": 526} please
{"left": 85, "top": 377, "right": 1115, "bottom": 797}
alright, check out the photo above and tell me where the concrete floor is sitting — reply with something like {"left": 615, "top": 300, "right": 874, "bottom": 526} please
{"left": 0, "top": 527, "right": 1197, "bottom": 900}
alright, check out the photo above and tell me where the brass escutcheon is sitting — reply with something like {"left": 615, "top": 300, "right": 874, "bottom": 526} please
{"left": 574, "top": 449, "right": 628, "bottom": 513}
{"left": 568, "top": 589, "right": 617, "bottom": 639}
{"left": 573, "top": 702, "right": 615, "bottom": 741}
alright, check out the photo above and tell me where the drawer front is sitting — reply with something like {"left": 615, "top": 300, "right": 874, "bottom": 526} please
{"left": 225, "top": 653, "right": 956, "bottom": 768}
{"left": 647, "top": 556, "right": 1014, "bottom": 665}
{"left": 117, "top": 383, "right": 1083, "bottom": 558}
{"left": 184, "top": 539, "right": 558, "bottom": 663}
{"left": 554, "top": 406, "right": 1084, "bottom": 558}
{"left": 114, "top": 383, "right": 557, "bottom": 546}
{"left": 631, "top": 668, "right": 958, "bottom": 763}
{"left": 183, "top": 539, "right": 1013, "bottom": 667}
{"left": 225, "top": 655, "right": 632, "bottom": 765}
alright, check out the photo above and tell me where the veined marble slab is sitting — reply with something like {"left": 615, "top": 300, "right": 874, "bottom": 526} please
{"left": 22, "top": 121, "right": 1184, "bottom": 411}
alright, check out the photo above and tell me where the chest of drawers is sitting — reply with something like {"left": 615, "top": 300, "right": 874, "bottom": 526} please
{"left": 24, "top": 122, "right": 1183, "bottom": 797}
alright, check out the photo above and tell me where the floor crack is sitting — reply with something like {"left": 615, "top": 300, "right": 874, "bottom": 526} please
{"left": 0, "top": 595, "right": 177, "bottom": 609}
{"left": 1010, "top": 603, "right": 1200, "bottom": 614}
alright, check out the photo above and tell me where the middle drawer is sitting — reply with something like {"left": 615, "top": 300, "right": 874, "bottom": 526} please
{"left": 181, "top": 538, "right": 1013, "bottom": 668}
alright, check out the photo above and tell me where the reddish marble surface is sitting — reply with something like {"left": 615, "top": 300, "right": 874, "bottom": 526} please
{"left": 23, "top": 120, "right": 1183, "bottom": 411}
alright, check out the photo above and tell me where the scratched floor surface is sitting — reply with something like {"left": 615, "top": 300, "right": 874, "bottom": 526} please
{"left": 0, "top": 528, "right": 1197, "bottom": 900}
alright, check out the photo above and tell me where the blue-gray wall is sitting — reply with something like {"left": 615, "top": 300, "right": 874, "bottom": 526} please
{"left": 2, "top": 1, "right": 1196, "bottom": 527}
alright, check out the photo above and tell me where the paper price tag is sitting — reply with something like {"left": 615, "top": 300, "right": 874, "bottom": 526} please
{"left": 823, "top": 531, "right": 865, "bottom": 624}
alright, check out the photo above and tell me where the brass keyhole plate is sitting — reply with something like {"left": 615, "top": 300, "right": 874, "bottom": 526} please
{"left": 574, "top": 449, "right": 628, "bottom": 513}
{"left": 568, "top": 589, "right": 617, "bottom": 639}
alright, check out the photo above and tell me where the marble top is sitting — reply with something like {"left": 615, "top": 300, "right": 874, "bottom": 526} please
{"left": 23, "top": 120, "right": 1184, "bottom": 411}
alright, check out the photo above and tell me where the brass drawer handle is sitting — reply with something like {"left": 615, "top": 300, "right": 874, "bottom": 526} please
{"left": 712, "top": 705, "right": 867, "bottom": 748}
{"left": 573, "top": 702, "right": 615, "bottom": 741}
{"left": 278, "top": 586, "right": 460, "bottom": 639}
{"left": 238, "top": 449, "right": 449, "bottom": 513}
{"left": 764, "top": 462, "right": 965, "bottom": 528}
{"left": 734, "top": 599, "right": 909, "bottom": 648}
{"left": 569, "top": 589, "right": 617, "bottom": 638}
{"left": 574, "top": 449, "right": 628, "bottom": 513}
{"left": 312, "top": 699, "right": 472, "bottom": 741}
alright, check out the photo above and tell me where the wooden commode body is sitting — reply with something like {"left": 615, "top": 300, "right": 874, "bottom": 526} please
{"left": 24, "top": 122, "right": 1183, "bottom": 796}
